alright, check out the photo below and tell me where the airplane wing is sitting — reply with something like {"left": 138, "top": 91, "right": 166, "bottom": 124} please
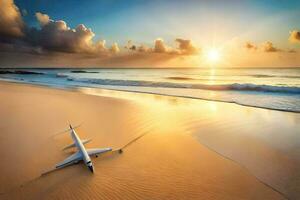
{"left": 55, "top": 152, "right": 83, "bottom": 169}
{"left": 87, "top": 148, "right": 112, "bottom": 156}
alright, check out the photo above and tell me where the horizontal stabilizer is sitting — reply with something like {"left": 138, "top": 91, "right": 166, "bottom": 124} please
{"left": 82, "top": 138, "right": 92, "bottom": 145}
{"left": 62, "top": 138, "right": 92, "bottom": 150}
{"left": 53, "top": 124, "right": 82, "bottom": 137}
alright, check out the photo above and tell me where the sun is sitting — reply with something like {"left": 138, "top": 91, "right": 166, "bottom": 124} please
{"left": 206, "top": 48, "right": 221, "bottom": 64}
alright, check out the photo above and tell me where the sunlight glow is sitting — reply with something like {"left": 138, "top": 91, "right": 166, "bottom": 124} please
{"left": 206, "top": 48, "right": 221, "bottom": 64}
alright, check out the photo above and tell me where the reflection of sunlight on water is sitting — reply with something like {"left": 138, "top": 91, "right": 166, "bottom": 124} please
{"left": 78, "top": 87, "right": 224, "bottom": 132}
{"left": 209, "top": 91, "right": 216, "bottom": 97}
{"left": 208, "top": 69, "right": 215, "bottom": 85}
{"left": 78, "top": 87, "right": 220, "bottom": 111}
{"left": 78, "top": 87, "right": 172, "bottom": 107}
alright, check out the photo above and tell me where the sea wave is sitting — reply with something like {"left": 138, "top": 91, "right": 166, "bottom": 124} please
{"left": 0, "top": 70, "right": 44, "bottom": 75}
{"left": 0, "top": 74, "right": 299, "bottom": 112}
{"left": 251, "top": 74, "right": 300, "bottom": 78}
{"left": 167, "top": 76, "right": 198, "bottom": 80}
{"left": 167, "top": 74, "right": 300, "bottom": 79}
{"left": 66, "top": 77, "right": 300, "bottom": 94}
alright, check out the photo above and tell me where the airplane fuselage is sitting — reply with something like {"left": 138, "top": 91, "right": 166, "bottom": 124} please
{"left": 70, "top": 126, "right": 94, "bottom": 172}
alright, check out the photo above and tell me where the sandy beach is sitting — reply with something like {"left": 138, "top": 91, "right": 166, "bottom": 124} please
{"left": 0, "top": 81, "right": 299, "bottom": 200}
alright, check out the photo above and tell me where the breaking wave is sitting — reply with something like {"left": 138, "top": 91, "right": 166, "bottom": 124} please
{"left": 66, "top": 77, "right": 300, "bottom": 94}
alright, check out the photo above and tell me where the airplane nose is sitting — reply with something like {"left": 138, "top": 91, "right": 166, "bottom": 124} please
{"left": 88, "top": 165, "right": 94, "bottom": 173}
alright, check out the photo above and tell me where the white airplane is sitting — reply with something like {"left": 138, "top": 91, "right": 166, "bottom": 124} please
{"left": 55, "top": 124, "right": 112, "bottom": 173}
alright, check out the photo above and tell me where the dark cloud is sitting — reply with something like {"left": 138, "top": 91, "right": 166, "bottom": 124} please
{"left": 130, "top": 45, "right": 137, "bottom": 50}
{"left": 289, "top": 30, "right": 300, "bottom": 43}
{"left": 125, "top": 40, "right": 137, "bottom": 50}
{"left": 245, "top": 42, "right": 257, "bottom": 50}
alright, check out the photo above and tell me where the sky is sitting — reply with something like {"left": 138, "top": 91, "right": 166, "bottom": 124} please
{"left": 0, "top": 0, "right": 300, "bottom": 68}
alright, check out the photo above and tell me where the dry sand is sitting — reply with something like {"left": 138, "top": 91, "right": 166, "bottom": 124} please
{"left": 0, "top": 81, "right": 299, "bottom": 199}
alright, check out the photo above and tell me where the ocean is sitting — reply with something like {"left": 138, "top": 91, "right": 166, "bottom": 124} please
{"left": 0, "top": 68, "right": 299, "bottom": 112}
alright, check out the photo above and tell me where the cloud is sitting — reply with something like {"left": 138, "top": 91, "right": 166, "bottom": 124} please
{"left": 26, "top": 12, "right": 120, "bottom": 55}
{"left": 126, "top": 38, "right": 199, "bottom": 55}
{"left": 125, "top": 40, "right": 137, "bottom": 50}
{"left": 0, "top": 0, "right": 24, "bottom": 38}
{"left": 0, "top": 1, "right": 199, "bottom": 67}
{"left": 111, "top": 43, "right": 120, "bottom": 53}
{"left": 27, "top": 14, "right": 97, "bottom": 53}
{"left": 35, "top": 12, "right": 50, "bottom": 26}
{"left": 245, "top": 41, "right": 282, "bottom": 53}
{"left": 175, "top": 38, "right": 198, "bottom": 55}
{"left": 289, "top": 30, "right": 300, "bottom": 44}
{"left": 137, "top": 45, "right": 150, "bottom": 52}
{"left": 262, "top": 41, "right": 281, "bottom": 52}
{"left": 245, "top": 42, "right": 257, "bottom": 50}
{"left": 152, "top": 38, "right": 199, "bottom": 55}
{"left": 129, "top": 45, "right": 137, "bottom": 50}
{"left": 288, "top": 49, "right": 297, "bottom": 53}
{"left": 154, "top": 38, "right": 168, "bottom": 53}
{"left": 0, "top": 3, "right": 120, "bottom": 56}
{"left": 125, "top": 40, "right": 154, "bottom": 53}
{"left": 95, "top": 40, "right": 107, "bottom": 51}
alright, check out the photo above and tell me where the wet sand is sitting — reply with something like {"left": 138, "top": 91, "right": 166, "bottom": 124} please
{"left": 0, "top": 82, "right": 299, "bottom": 199}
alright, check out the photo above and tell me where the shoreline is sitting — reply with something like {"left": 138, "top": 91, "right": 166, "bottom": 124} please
{"left": 1, "top": 79, "right": 299, "bottom": 114}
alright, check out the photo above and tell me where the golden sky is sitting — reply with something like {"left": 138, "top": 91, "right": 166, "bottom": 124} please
{"left": 0, "top": 0, "right": 300, "bottom": 68}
